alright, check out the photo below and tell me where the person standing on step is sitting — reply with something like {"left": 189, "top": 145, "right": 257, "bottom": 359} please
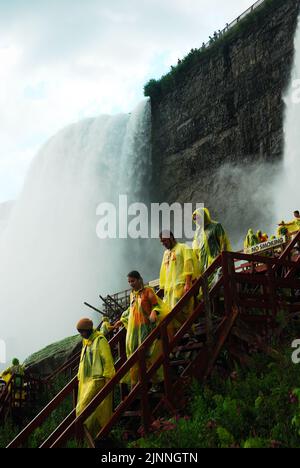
{"left": 159, "top": 231, "right": 196, "bottom": 331}
{"left": 114, "top": 271, "right": 169, "bottom": 391}
{"left": 76, "top": 318, "right": 115, "bottom": 439}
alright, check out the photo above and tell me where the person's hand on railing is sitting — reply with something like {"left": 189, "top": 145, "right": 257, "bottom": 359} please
{"left": 113, "top": 320, "right": 123, "bottom": 330}
{"left": 184, "top": 276, "right": 192, "bottom": 294}
{"left": 149, "top": 310, "right": 157, "bottom": 324}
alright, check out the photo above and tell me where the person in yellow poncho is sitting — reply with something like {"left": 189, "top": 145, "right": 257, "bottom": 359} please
{"left": 114, "top": 271, "right": 170, "bottom": 390}
{"left": 76, "top": 318, "right": 115, "bottom": 439}
{"left": 0, "top": 358, "right": 24, "bottom": 385}
{"left": 159, "top": 231, "right": 196, "bottom": 330}
{"left": 100, "top": 317, "right": 114, "bottom": 338}
{"left": 277, "top": 221, "right": 289, "bottom": 238}
{"left": 244, "top": 229, "right": 259, "bottom": 251}
{"left": 283, "top": 211, "right": 300, "bottom": 234}
{"left": 192, "top": 208, "right": 231, "bottom": 274}
{"left": 0, "top": 358, "right": 26, "bottom": 412}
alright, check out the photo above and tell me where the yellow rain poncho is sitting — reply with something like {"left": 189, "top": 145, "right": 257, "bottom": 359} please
{"left": 244, "top": 229, "right": 259, "bottom": 250}
{"left": 0, "top": 363, "right": 26, "bottom": 405}
{"left": 277, "top": 222, "right": 289, "bottom": 238}
{"left": 193, "top": 208, "right": 231, "bottom": 274}
{"left": 120, "top": 286, "right": 170, "bottom": 386}
{"left": 284, "top": 218, "right": 300, "bottom": 234}
{"left": 160, "top": 242, "right": 195, "bottom": 329}
{"left": 256, "top": 231, "right": 263, "bottom": 243}
{"left": 76, "top": 330, "right": 115, "bottom": 438}
{"left": 100, "top": 318, "right": 114, "bottom": 337}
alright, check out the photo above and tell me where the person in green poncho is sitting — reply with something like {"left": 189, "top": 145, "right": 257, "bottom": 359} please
{"left": 277, "top": 222, "right": 289, "bottom": 238}
{"left": 244, "top": 229, "right": 259, "bottom": 251}
{"left": 114, "top": 271, "right": 169, "bottom": 389}
{"left": 192, "top": 208, "right": 231, "bottom": 275}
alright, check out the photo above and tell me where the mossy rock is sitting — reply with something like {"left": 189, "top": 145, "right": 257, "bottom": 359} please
{"left": 24, "top": 335, "right": 82, "bottom": 378}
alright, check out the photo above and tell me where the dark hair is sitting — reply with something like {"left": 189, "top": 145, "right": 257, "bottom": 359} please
{"left": 127, "top": 271, "right": 142, "bottom": 280}
{"left": 159, "top": 230, "right": 174, "bottom": 239}
{"left": 294, "top": 210, "right": 299, "bottom": 215}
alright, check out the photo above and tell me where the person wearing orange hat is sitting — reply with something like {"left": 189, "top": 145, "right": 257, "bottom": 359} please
{"left": 76, "top": 318, "right": 115, "bottom": 439}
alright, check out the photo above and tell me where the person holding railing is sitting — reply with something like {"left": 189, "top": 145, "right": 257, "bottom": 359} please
{"left": 100, "top": 317, "right": 114, "bottom": 338}
{"left": 76, "top": 318, "right": 115, "bottom": 439}
{"left": 114, "top": 271, "right": 170, "bottom": 391}
{"left": 159, "top": 231, "right": 196, "bottom": 331}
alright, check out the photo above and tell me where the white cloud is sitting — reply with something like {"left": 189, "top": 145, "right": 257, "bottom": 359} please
{"left": 0, "top": 0, "right": 255, "bottom": 202}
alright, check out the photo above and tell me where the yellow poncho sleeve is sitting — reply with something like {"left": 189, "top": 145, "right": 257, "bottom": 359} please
{"left": 120, "top": 307, "right": 130, "bottom": 329}
{"left": 159, "top": 255, "right": 166, "bottom": 290}
{"left": 183, "top": 244, "right": 195, "bottom": 279}
{"left": 99, "top": 336, "right": 115, "bottom": 380}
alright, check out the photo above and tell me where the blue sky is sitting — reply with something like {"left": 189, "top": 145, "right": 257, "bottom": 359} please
{"left": 0, "top": 0, "right": 255, "bottom": 203}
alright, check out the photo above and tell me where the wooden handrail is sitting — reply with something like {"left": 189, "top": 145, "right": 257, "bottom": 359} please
{"left": 42, "top": 256, "right": 226, "bottom": 447}
{"left": 6, "top": 327, "right": 126, "bottom": 448}
{"left": 54, "top": 244, "right": 300, "bottom": 447}
{"left": 7, "top": 232, "right": 300, "bottom": 448}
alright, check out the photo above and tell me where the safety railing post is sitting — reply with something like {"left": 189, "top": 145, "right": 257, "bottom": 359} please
{"left": 118, "top": 331, "right": 128, "bottom": 401}
{"left": 202, "top": 276, "right": 213, "bottom": 349}
{"left": 160, "top": 323, "right": 173, "bottom": 404}
{"left": 75, "top": 420, "right": 84, "bottom": 446}
{"left": 138, "top": 347, "right": 151, "bottom": 434}
{"left": 227, "top": 253, "right": 239, "bottom": 307}
{"left": 221, "top": 252, "right": 232, "bottom": 315}
{"left": 73, "top": 384, "right": 78, "bottom": 410}
{"left": 267, "top": 263, "right": 277, "bottom": 318}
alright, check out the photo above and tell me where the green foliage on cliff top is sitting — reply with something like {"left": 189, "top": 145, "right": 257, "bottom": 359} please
{"left": 144, "top": 0, "right": 287, "bottom": 100}
{"left": 130, "top": 347, "right": 300, "bottom": 448}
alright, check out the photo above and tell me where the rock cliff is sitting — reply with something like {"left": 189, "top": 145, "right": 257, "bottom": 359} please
{"left": 149, "top": 0, "right": 300, "bottom": 243}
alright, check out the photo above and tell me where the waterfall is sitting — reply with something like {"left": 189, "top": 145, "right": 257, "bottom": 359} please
{"left": 275, "top": 17, "right": 300, "bottom": 222}
{"left": 0, "top": 99, "right": 153, "bottom": 363}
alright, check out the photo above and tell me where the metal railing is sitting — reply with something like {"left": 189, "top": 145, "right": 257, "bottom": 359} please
{"left": 202, "top": 0, "right": 266, "bottom": 50}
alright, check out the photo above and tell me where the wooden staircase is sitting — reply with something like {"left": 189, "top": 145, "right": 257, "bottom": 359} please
{"left": 6, "top": 231, "right": 300, "bottom": 448}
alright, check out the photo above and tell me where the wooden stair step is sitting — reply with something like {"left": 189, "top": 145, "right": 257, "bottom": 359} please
{"left": 123, "top": 410, "right": 142, "bottom": 418}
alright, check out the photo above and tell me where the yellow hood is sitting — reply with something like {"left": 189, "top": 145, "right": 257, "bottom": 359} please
{"left": 193, "top": 207, "right": 212, "bottom": 227}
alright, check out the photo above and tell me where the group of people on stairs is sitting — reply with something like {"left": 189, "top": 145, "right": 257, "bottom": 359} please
{"left": 244, "top": 210, "right": 300, "bottom": 250}
{"left": 75, "top": 207, "right": 231, "bottom": 439}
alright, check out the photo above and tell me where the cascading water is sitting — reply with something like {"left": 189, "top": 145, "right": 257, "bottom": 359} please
{"left": 0, "top": 99, "right": 155, "bottom": 364}
{"left": 275, "top": 16, "right": 300, "bottom": 222}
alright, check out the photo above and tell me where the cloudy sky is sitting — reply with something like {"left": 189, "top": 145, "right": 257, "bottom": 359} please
{"left": 0, "top": 0, "right": 255, "bottom": 203}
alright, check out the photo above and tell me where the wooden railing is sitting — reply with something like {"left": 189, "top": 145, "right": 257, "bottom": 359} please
{"left": 7, "top": 231, "right": 300, "bottom": 448}
{"left": 6, "top": 328, "right": 126, "bottom": 448}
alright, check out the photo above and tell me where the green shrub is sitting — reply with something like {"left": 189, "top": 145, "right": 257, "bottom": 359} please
{"left": 131, "top": 346, "right": 300, "bottom": 448}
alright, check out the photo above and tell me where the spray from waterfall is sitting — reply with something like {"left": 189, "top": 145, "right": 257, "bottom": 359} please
{"left": 275, "top": 16, "right": 300, "bottom": 222}
{"left": 0, "top": 100, "right": 157, "bottom": 364}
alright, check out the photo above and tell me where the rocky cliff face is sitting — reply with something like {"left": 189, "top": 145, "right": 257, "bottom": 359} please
{"left": 150, "top": 0, "right": 300, "bottom": 244}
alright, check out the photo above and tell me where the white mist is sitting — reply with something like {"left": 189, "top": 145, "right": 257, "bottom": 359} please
{"left": 0, "top": 100, "right": 152, "bottom": 363}
{"left": 276, "top": 17, "right": 300, "bottom": 222}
